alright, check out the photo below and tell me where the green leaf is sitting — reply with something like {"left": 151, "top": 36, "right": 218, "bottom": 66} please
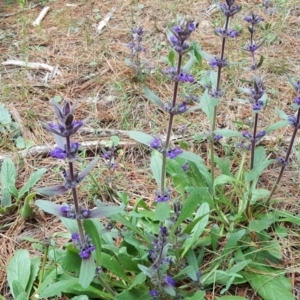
{"left": 101, "top": 252, "right": 129, "bottom": 282}
{"left": 168, "top": 49, "right": 175, "bottom": 66}
{"left": 18, "top": 168, "right": 47, "bottom": 200}
{"left": 128, "top": 272, "right": 146, "bottom": 290}
{"left": 116, "top": 288, "right": 150, "bottom": 300}
{"left": 243, "top": 270, "right": 294, "bottom": 300}
{"left": 12, "top": 281, "right": 27, "bottom": 300}
{"left": 20, "top": 193, "right": 36, "bottom": 218}
{"left": 71, "top": 296, "right": 89, "bottom": 300}
{"left": 155, "top": 201, "right": 170, "bottom": 222}
{"left": 200, "top": 90, "right": 219, "bottom": 126}
{"left": 173, "top": 188, "right": 208, "bottom": 233}
{"left": 150, "top": 150, "right": 162, "bottom": 187}
{"left": 178, "top": 150, "right": 203, "bottom": 163}
{"left": 118, "top": 247, "right": 139, "bottom": 272}
{"left": 83, "top": 220, "right": 102, "bottom": 265}
{"left": 40, "top": 278, "right": 79, "bottom": 298}
{"left": 143, "top": 86, "right": 164, "bottom": 108}
{"left": 211, "top": 224, "right": 220, "bottom": 252}
{"left": 15, "top": 136, "right": 26, "bottom": 149}
{"left": 249, "top": 219, "right": 271, "bottom": 233}
{"left": 7, "top": 250, "right": 31, "bottom": 298}
{"left": 275, "top": 108, "right": 288, "bottom": 120}
{"left": 182, "top": 203, "right": 210, "bottom": 257}
{"left": 214, "top": 174, "right": 236, "bottom": 187}
{"left": 184, "top": 290, "right": 206, "bottom": 300}
{"left": 1, "top": 187, "right": 12, "bottom": 207}
{"left": 25, "top": 256, "right": 40, "bottom": 296}
{"left": 266, "top": 120, "right": 290, "bottom": 133}
{"left": 128, "top": 131, "right": 154, "bottom": 147}
{"left": 222, "top": 229, "right": 246, "bottom": 257}
{"left": 214, "top": 129, "right": 242, "bottom": 138}
{"left": 0, "top": 104, "right": 12, "bottom": 125}
{"left": 216, "top": 297, "right": 248, "bottom": 300}
{"left": 1, "top": 158, "right": 16, "bottom": 189}
{"left": 79, "top": 256, "right": 96, "bottom": 288}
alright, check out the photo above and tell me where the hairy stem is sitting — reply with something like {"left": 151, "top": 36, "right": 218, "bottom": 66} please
{"left": 97, "top": 276, "right": 117, "bottom": 296}
{"left": 160, "top": 54, "right": 183, "bottom": 193}
{"left": 66, "top": 136, "right": 85, "bottom": 244}
{"left": 210, "top": 15, "right": 230, "bottom": 190}
{"left": 266, "top": 108, "right": 300, "bottom": 205}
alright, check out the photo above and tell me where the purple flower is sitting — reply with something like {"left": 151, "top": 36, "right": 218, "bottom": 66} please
{"left": 150, "top": 137, "right": 163, "bottom": 150}
{"left": 182, "top": 162, "right": 189, "bottom": 172}
{"left": 164, "top": 275, "right": 176, "bottom": 287}
{"left": 50, "top": 147, "right": 67, "bottom": 159}
{"left": 276, "top": 157, "right": 288, "bottom": 166}
{"left": 256, "top": 130, "right": 266, "bottom": 139}
{"left": 245, "top": 43, "right": 259, "bottom": 53}
{"left": 155, "top": 190, "right": 171, "bottom": 202}
{"left": 209, "top": 57, "right": 228, "bottom": 69}
{"left": 219, "top": 3, "right": 241, "bottom": 17}
{"left": 149, "top": 290, "right": 159, "bottom": 297}
{"left": 287, "top": 115, "right": 297, "bottom": 127}
{"left": 177, "top": 72, "right": 194, "bottom": 83}
{"left": 79, "top": 245, "right": 95, "bottom": 259}
{"left": 252, "top": 103, "right": 262, "bottom": 111}
{"left": 177, "top": 102, "right": 188, "bottom": 113}
{"left": 214, "top": 134, "right": 223, "bottom": 142}
{"left": 244, "top": 13, "right": 264, "bottom": 25}
{"left": 71, "top": 233, "right": 80, "bottom": 242}
{"left": 294, "top": 97, "right": 300, "bottom": 105}
{"left": 166, "top": 147, "right": 183, "bottom": 159}
{"left": 209, "top": 89, "right": 223, "bottom": 98}
{"left": 242, "top": 131, "right": 253, "bottom": 140}
{"left": 215, "top": 28, "right": 239, "bottom": 38}
{"left": 131, "top": 27, "right": 144, "bottom": 35}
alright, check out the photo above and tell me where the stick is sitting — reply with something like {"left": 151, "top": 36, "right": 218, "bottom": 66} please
{"left": 2, "top": 60, "right": 61, "bottom": 75}
{"left": 32, "top": 6, "right": 50, "bottom": 26}
{"left": 96, "top": 8, "right": 115, "bottom": 35}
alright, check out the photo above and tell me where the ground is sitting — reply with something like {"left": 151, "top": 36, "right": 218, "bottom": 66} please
{"left": 1, "top": 0, "right": 300, "bottom": 299}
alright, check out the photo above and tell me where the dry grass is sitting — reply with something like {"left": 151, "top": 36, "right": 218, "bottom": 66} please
{"left": 1, "top": 0, "right": 300, "bottom": 298}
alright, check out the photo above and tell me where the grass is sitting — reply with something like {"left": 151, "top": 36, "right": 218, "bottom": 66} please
{"left": 1, "top": 0, "right": 300, "bottom": 298}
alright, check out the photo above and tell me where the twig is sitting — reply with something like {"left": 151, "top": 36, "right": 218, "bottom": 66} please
{"left": 2, "top": 60, "right": 61, "bottom": 76}
{"left": 96, "top": 8, "right": 116, "bottom": 35}
{"left": 0, "top": 3, "right": 42, "bottom": 18}
{"left": 32, "top": 6, "right": 51, "bottom": 26}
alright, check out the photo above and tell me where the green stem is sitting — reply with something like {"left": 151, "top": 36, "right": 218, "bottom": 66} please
{"left": 97, "top": 276, "right": 117, "bottom": 297}
{"left": 38, "top": 242, "right": 49, "bottom": 284}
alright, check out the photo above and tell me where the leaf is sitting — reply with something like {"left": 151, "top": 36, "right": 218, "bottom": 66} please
{"left": 177, "top": 150, "right": 203, "bottom": 163}
{"left": 25, "top": 256, "right": 40, "bottom": 296}
{"left": 12, "top": 281, "right": 27, "bottom": 300}
{"left": 83, "top": 220, "right": 102, "bottom": 265}
{"left": 222, "top": 230, "right": 246, "bottom": 257}
{"left": 275, "top": 108, "right": 288, "bottom": 120}
{"left": 168, "top": 49, "right": 175, "bottom": 66}
{"left": 79, "top": 256, "right": 96, "bottom": 288}
{"left": 0, "top": 104, "right": 12, "bottom": 125}
{"left": 143, "top": 86, "right": 164, "bottom": 108}
{"left": 1, "top": 187, "right": 12, "bottom": 207}
{"left": 243, "top": 270, "right": 294, "bottom": 300}
{"left": 155, "top": 201, "right": 170, "bottom": 222}
{"left": 71, "top": 296, "right": 89, "bottom": 300}
{"left": 20, "top": 193, "right": 36, "bottom": 218}
{"left": 128, "top": 131, "right": 154, "bottom": 147}
{"left": 216, "top": 297, "right": 248, "bottom": 300}
{"left": 18, "top": 168, "right": 47, "bottom": 199}
{"left": 266, "top": 120, "right": 290, "bottom": 133}
{"left": 214, "top": 129, "right": 242, "bottom": 138}
{"left": 182, "top": 203, "right": 210, "bottom": 257}
{"left": 40, "top": 278, "right": 79, "bottom": 298}
{"left": 1, "top": 158, "right": 16, "bottom": 189}
{"left": 173, "top": 188, "right": 208, "bottom": 233}
{"left": 15, "top": 136, "right": 26, "bottom": 149}
{"left": 184, "top": 290, "right": 206, "bottom": 300}
{"left": 115, "top": 288, "right": 151, "bottom": 300}
{"left": 214, "top": 174, "right": 236, "bottom": 187}
{"left": 128, "top": 272, "right": 147, "bottom": 290}
{"left": 35, "top": 185, "right": 69, "bottom": 196}
{"left": 101, "top": 252, "right": 129, "bottom": 282}
{"left": 150, "top": 150, "right": 163, "bottom": 187}
{"left": 7, "top": 250, "right": 31, "bottom": 298}
{"left": 200, "top": 90, "right": 219, "bottom": 126}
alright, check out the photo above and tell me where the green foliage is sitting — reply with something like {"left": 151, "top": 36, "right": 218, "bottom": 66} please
{"left": 0, "top": 158, "right": 46, "bottom": 215}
